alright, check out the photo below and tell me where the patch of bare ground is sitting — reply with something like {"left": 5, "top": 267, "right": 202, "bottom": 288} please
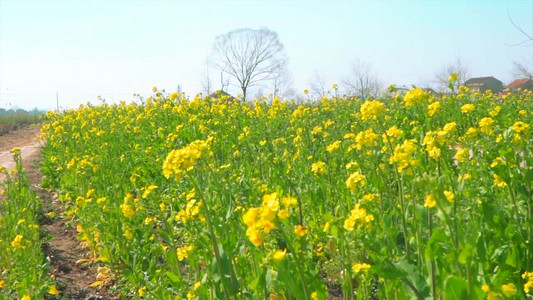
{"left": 0, "top": 125, "right": 115, "bottom": 299}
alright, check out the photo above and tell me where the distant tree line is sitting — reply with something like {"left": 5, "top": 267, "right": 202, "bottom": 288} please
{"left": 0, "top": 107, "right": 44, "bottom": 117}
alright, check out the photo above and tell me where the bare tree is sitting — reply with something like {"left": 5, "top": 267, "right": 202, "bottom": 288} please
{"left": 272, "top": 65, "right": 295, "bottom": 99}
{"left": 309, "top": 71, "right": 327, "bottom": 98}
{"left": 219, "top": 67, "right": 230, "bottom": 93}
{"left": 434, "top": 57, "right": 471, "bottom": 91}
{"left": 201, "top": 57, "right": 213, "bottom": 95}
{"left": 512, "top": 61, "right": 533, "bottom": 79}
{"left": 343, "top": 61, "right": 382, "bottom": 100}
{"left": 508, "top": 13, "right": 533, "bottom": 46}
{"left": 213, "top": 27, "right": 287, "bottom": 100}
{"left": 507, "top": 14, "right": 533, "bottom": 80}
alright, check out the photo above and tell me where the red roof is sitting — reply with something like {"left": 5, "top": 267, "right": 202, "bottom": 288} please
{"left": 507, "top": 79, "right": 532, "bottom": 88}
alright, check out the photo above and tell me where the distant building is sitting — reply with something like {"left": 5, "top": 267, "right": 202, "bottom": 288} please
{"left": 464, "top": 76, "right": 503, "bottom": 93}
{"left": 506, "top": 78, "right": 533, "bottom": 92}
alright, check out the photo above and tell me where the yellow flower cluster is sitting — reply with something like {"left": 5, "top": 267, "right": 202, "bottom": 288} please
{"left": 163, "top": 138, "right": 212, "bottom": 181}
{"left": 478, "top": 117, "right": 494, "bottom": 135}
{"left": 384, "top": 126, "right": 403, "bottom": 144}
{"left": 343, "top": 203, "right": 374, "bottom": 231}
{"left": 523, "top": 271, "right": 533, "bottom": 293}
{"left": 352, "top": 262, "right": 371, "bottom": 274}
{"left": 454, "top": 148, "right": 470, "bottom": 163}
{"left": 11, "top": 234, "right": 23, "bottom": 249}
{"left": 403, "top": 88, "right": 426, "bottom": 107}
{"left": 427, "top": 101, "right": 441, "bottom": 116}
{"left": 461, "top": 103, "right": 475, "bottom": 114}
{"left": 345, "top": 171, "right": 366, "bottom": 192}
{"left": 120, "top": 195, "right": 136, "bottom": 218}
{"left": 293, "top": 224, "right": 309, "bottom": 237}
{"left": 423, "top": 194, "right": 436, "bottom": 208}
{"left": 273, "top": 248, "right": 287, "bottom": 260}
{"left": 326, "top": 140, "right": 341, "bottom": 153}
{"left": 243, "top": 193, "right": 278, "bottom": 246}
{"left": 443, "top": 190, "right": 454, "bottom": 203}
{"left": 345, "top": 128, "right": 379, "bottom": 151}
{"left": 493, "top": 174, "right": 507, "bottom": 188}
{"left": 423, "top": 132, "right": 441, "bottom": 160}
{"left": 177, "top": 244, "right": 193, "bottom": 261}
{"left": 512, "top": 121, "right": 530, "bottom": 134}
{"left": 501, "top": 283, "right": 517, "bottom": 297}
{"left": 311, "top": 161, "right": 326, "bottom": 176}
{"left": 360, "top": 100, "right": 386, "bottom": 120}
{"left": 389, "top": 139, "right": 418, "bottom": 172}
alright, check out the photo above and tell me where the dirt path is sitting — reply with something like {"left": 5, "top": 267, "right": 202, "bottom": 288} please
{"left": 0, "top": 126, "right": 114, "bottom": 299}
{"left": 0, "top": 126, "right": 41, "bottom": 181}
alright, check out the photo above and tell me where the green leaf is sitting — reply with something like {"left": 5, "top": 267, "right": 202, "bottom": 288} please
{"left": 458, "top": 243, "right": 473, "bottom": 265}
{"left": 505, "top": 246, "right": 518, "bottom": 267}
{"left": 425, "top": 228, "right": 447, "bottom": 260}
{"left": 371, "top": 263, "right": 407, "bottom": 280}
{"left": 395, "top": 258, "right": 430, "bottom": 297}
{"left": 165, "top": 271, "right": 180, "bottom": 284}
{"left": 444, "top": 276, "right": 468, "bottom": 300}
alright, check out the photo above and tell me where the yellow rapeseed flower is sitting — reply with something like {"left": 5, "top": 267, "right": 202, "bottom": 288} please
{"left": 360, "top": 100, "right": 386, "bottom": 120}
{"left": 461, "top": 103, "right": 475, "bottom": 114}
{"left": 512, "top": 121, "right": 530, "bottom": 134}
{"left": 389, "top": 139, "right": 418, "bottom": 172}
{"left": 282, "top": 196, "right": 297, "bottom": 207}
{"left": 177, "top": 244, "right": 193, "bottom": 261}
{"left": 311, "top": 161, "right": 326, "bottom": 177}
{"left": 277, "top": 209, "right": 290, "bottom": 219}
{"left": 501, "top": 283, "right": 516, "bottom": 297}
{"left": 443, "top": 122, "right": 457, "bottom": 134}
{"left": 11, "top": 234, "right": 23, "bottom": 249}
{"left": 345, "top": 172, "right": 366, "bottom": 192}
{"left": 403, "top": 88, "right": 426, "bottom": 107}
{"left": 273, "top": 249, "right": 287, "bottom": 260}
{"left": 448, "top": 73, "right": 459, "bottom": 82}
{"left": 48, "top": 285, "right": 60, "bottom": 295}
{"left": 443, "top": 190, "right": 455, "bottom": 203}
{"left": 294, "top": 225, "right": 308, "bottom": 237}
{"left": 427, "top": 101, "right": 440, "bottom": 116}
{"left": 493, "top": 174, "right": 507, "bottom": 188}
{"left": 123, "top": 229, "right": 133, "bottom": 240}
{"left": 488, "top": 105, "right": 501, "bottom": 117}
{"left": 121, "top": 203, "right": 135, "bottom": 218}
{"left": 458, "top": 173, "right": 471, "bottom": 181}
{"left": 344, "top": 203, "right": 373, "bottom": 230}
{"left": 326, "top": 140, "right": 341, "bottom": 153}
{"left": 352, "top": 262, "right": 371, "bottom": 273}
{"left": 523, "top": 271, "right": 533, "bottom": 293}
{"left": 246, "top": 227, "right": 263, "bottom": 246}
{"left": 454, "top": 148, "right": 470, "bottom": 163}
{"left": 479, "top": 117, "right": 494, "bottom": 135}
{"left": 424, "top": 194, "right": 436, "bottom": 208}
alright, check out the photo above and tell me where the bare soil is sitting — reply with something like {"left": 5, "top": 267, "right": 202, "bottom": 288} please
{"left": 0, "top": 125, "right": 115, "bottom": 299}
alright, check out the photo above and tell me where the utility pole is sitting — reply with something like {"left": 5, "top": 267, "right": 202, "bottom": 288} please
{"left": 56, "top": 92, "right": 59, "bottom": 111}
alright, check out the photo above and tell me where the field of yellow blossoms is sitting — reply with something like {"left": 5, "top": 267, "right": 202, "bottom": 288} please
{"left": 3, "top": 80, "right": 533, "bottom": 299}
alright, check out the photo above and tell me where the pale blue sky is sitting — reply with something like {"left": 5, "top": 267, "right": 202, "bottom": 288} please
{"left": 1, "top": 0, "right": 532, "bottom": 110}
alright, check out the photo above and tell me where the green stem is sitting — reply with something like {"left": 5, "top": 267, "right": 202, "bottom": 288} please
{"left": 428, "top": 210, "right": 436, "bottom": 300}
{"left": 192, "top": 175, "right": 237, "bottom": 299}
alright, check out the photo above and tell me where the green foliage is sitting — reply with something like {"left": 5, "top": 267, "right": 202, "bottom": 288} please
{"left": 38, "top": 88, "right": 533, "bottom": 299}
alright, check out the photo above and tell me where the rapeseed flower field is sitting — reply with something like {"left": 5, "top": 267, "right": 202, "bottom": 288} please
{"left": 8, "top": 83, "right": 532, "bottom": 299}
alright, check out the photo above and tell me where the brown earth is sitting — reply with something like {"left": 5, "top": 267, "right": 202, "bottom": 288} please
{"left": 0, "top": 125, "right": 115, "bottom": 299}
